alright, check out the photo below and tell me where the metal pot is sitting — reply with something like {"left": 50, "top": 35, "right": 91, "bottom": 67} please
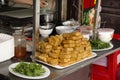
{"left": 40, "top": 10, "right": 56, "bottom": 23}
{"left": 44, "top": 13, "right": 54, "bottom": 23}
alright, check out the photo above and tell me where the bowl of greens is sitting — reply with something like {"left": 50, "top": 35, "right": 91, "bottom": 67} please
{"left": 90, "top": 39, "right": 113, "bottom": 51}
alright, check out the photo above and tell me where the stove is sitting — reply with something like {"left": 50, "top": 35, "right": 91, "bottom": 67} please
{"left": 0, "top": 15, "right": 33, "bottom": 38}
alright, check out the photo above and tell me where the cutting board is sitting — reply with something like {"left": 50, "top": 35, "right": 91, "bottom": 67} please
{"left": 0, "top": 9, "right": 33, "bottom": 18}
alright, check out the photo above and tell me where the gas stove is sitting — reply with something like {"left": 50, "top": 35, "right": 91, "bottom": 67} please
{"left": 0, "top": 15, "right": 33, "bottom": 38}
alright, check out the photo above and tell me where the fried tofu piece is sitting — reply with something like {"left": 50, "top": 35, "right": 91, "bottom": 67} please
{"left": 63, "top": 43, "right": 75, "bottom": 48}
{"left": 37, "top": 54, "right": 48, "bottom": 62}
{"left": 62, "top": 40, "right": 75, "bottom": 44}
{"left": 49, "top": 52, "right": 59, "bottom": 59}
{"left": 48, "top": 57, "right": 58, "bottom": 66}
{"left": 59, "top": 54, "right": 71, "bottom": 58}
{"left": 62, "top": 47, "right": 74, "bottom": 52}
{"left": 59, "top": 62, "right": 71, "bottom": 67}
{"left": 59, "top": 58, "right": 70, "bottom": 63}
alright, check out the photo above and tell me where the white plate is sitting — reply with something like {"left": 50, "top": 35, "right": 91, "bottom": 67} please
{"left": 34, "top": 52, "right": 97, "bottom": 69}
{"left": 8, "top": 62, "right": 50, "bottom": 79}
{"left": 92, "top": 42, "right": 113, "bottom": 51}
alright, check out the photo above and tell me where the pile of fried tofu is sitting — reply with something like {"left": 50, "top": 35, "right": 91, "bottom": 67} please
{"left": 36, "top": 31, "right": 92, "bottom": 67}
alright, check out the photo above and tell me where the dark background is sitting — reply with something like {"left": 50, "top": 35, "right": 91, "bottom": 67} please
{"left": 67, "top": 0, "right": 120, "bottom": 34}
{"left": 101, "top": 0, "right": 120, "bottom": 34}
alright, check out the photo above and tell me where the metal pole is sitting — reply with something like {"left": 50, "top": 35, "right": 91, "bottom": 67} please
{"left": 32, "top": 0, "right": 40, "bottom": 61}
{"left": 78, "top": 0, "right": 82, "bottom": 23}
{"left": 61, "top": 0, "right": 67, "bottom": 21}
{"left": 92, "top": 0, "right": 101, "bottom": 39}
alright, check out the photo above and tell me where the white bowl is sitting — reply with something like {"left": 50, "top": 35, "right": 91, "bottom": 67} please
{"left": 97, "top": 28, "right": 114, "bottom": 43}
{"left": 55, "top": 26, "right": 74, "bottom": 34}
{"left": 62, "top": 20, "right": 80, "bottom": 29}
{"left": 39, "top": 23, "right": 54, "bottom": 37}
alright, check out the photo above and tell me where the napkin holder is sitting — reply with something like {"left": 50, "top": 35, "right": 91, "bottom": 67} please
{"left": 0, "top": 33, "right": 14, "bottom": 62}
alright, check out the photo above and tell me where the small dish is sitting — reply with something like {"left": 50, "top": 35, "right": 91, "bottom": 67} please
{"left": 9, "top": 62, "right": 50, "bottom": 79}
{"left": 62, "top": 20, "right": 80, "bottom": 29}
{"left": 55, "top": 26, "right": 74, "bottom": 34}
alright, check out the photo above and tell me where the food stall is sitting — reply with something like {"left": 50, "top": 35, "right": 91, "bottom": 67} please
{"left": 0, "top": 0, "right": 120, "bottom": 80}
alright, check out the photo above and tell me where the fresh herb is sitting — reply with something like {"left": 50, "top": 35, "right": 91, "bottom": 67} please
{"left": 13, "top": 62, "right": 45, "bottom": 77}
{"left": 90, "top": 39, "right": 110, "bottom": 49}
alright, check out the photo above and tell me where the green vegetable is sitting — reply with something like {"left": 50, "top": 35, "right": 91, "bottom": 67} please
{"left": 13, "top": 62, "right": 45, "bottom": 77}
{"left": 90, "top": 39, "right": 110, "bottom": 49}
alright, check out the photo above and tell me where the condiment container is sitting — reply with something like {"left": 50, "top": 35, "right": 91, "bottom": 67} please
{"left": 13, "top": 27, "right": 26, "bottom": 59}
{"left": 97, "top": 28, "right": 114, "bottom": 43}
{"left": 82, "top": 32, "right": 90, "bottom": 40}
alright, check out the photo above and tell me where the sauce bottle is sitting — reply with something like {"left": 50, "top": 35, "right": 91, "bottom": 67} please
{"left": 13, "top": 27, "right": 26, "bottom": 59}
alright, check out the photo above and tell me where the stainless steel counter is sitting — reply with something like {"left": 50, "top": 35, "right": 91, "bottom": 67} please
{"left": 0, "top": 39, "right": 120, "bottom": 80}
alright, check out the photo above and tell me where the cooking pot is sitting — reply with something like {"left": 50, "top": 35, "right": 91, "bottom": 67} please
{"left": 40, "top": 10, "right": 56, "bottom": 23}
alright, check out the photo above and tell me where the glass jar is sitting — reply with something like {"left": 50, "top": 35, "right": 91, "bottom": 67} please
{"left": 13, "top": 27, "right": 26, "bottom": 59}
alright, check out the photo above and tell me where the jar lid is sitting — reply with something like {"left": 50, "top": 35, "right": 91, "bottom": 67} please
{"left": 11, "top": 26, "right": 23, "bottom": 30}
{"left": 12, "top": 26, "right": 25, "bottom": 35}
